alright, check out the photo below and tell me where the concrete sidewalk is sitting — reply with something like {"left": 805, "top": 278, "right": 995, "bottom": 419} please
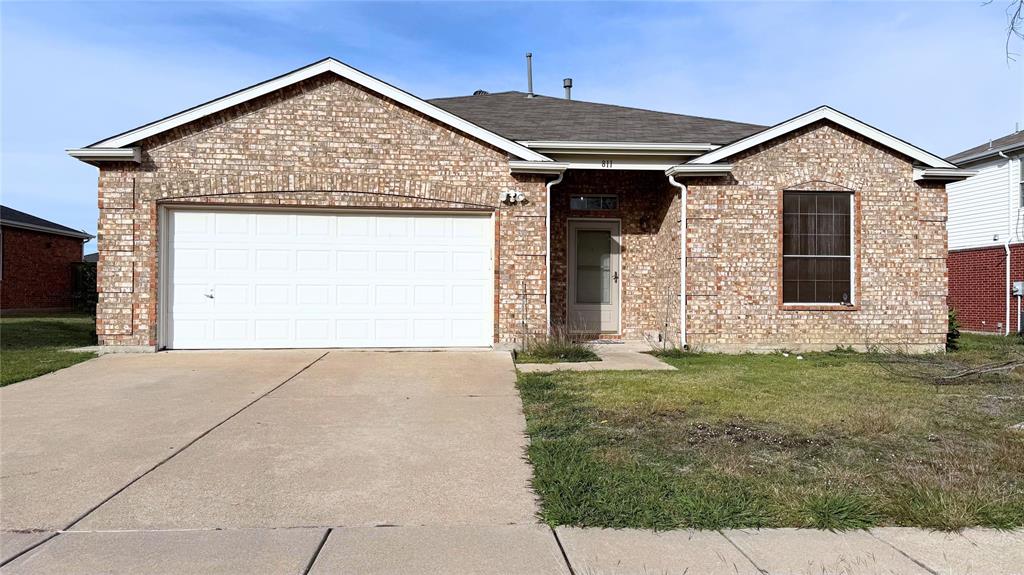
{"left": 4, "top": 526, "right": 1022, "bottom": 574}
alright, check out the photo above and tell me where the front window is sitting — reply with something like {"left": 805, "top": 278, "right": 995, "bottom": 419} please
{"left": 782, "top": 191, "right": 853, "bottom": 305}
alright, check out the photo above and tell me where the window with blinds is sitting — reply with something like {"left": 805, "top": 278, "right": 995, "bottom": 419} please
{"left": 782, "top": 191, "right": 854, "bottom": 305}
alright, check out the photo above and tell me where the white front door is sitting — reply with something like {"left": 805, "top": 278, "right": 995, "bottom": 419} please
{"left": 164, "top": 209, "right": 493, "bottom": 349}
{"left": 567, "top": 220, "right": 620, "bottom": 333}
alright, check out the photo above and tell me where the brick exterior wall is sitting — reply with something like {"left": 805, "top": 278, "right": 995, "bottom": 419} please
{"left": 549, "top": 170, "right": 680, "bottom": 342}
{"left": 948, "top": 243, "right": 1023, "bottom": 333}
{"left": 90, "top": 73, "right": 947, "bottom": 352}
{"left": 680, "top": 121, "right": 947, "bottom": 353}
{"left": 1, "top": 226, "right": 83, "bottom": 311}
{"left": 94, "top": 73, "right": 547, "bottom": 347}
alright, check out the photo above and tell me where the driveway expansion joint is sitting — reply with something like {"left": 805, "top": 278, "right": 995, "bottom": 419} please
{"left": 550, "top": 526, "right": 577, "bottom": 575}
{"left": 718, "top": 529, "right": 768, "bottom": 574}
{"left": 869, "top": 529, "right": 941, "bottom": 575}
{"left": 302, "top": 528, "right": 332, "bottom": 575}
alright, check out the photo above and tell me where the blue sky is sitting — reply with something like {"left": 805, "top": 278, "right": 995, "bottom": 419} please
{"left": 3, "top": 1, "right": 1022, "bottom": 251}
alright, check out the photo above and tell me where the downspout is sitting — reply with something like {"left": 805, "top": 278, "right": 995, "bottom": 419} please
{"left": 667, "top": 174, "right": 687, "bottom": 349}
{"left": 999, "top": 151, "right": 1012, "bottom": 335}
{"left": 545, "top": 172, "right": 564, "bottom": 334}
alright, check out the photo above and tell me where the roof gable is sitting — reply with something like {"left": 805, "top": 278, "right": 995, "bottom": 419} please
{"left": 72, "top": 58, "right": 550, "bottom": 163}
{"left": 690, "top": 106, "right": 956, "bottom": 169}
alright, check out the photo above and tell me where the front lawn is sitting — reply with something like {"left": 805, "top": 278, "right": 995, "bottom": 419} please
{"left": 1, "top": 314, "right": 97, "bottom": 386}
{"left": 518, "top": 334, "right": 1024, "bottom": 531}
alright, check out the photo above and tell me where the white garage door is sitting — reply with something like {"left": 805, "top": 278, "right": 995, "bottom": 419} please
{"left": 164, "top": 209, "right": 494, "bottom": 349}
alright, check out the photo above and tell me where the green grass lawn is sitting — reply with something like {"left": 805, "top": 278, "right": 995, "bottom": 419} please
{"left": 518, "top": 334, "right": 1024, "bottom": 531}
{"left": 1, "top": 314, "right": 97, "bottom": 386}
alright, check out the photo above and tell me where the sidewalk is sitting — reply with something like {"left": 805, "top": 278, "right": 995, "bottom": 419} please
{"left": 556, "top": 526, "right": 1024, "bottom": 575}
{"left": 4, "top": 525, "right": 1021, "bottom": 574}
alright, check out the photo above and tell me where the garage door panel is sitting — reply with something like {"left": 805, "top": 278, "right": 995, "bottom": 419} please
{"left": 167, "top": 211, "right": 493, "bottom": 349}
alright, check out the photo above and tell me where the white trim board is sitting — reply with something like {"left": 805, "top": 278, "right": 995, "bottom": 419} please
{"left": 913, "top": 168, "right": 978, "bottom": 181}
{"left": 690, "top": 106, "right": 957, "bottom": 169}
{"left": 73, "top": 58, "right": 551, "bottom": 163}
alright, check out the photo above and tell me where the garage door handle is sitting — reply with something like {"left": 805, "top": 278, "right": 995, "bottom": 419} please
{"left": 204, "top": 293, "right": 215, "bottom": 299}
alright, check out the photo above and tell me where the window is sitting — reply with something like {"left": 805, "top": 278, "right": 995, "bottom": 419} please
{"left": 570, "top": 195, "right": 617, "bottom": 211}
{"left": 782, "top": 191, "right": 853, "bottom": 305}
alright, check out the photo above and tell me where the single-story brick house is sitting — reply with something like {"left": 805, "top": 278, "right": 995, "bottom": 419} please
{"left": 1, "top": 205, "right": 93, "bottom": 312}
{"left": 68, "top": 57, "right": 972, "bottom": 352}
{"left": 945, "top": 130, "right": 1023, "bottom": 334}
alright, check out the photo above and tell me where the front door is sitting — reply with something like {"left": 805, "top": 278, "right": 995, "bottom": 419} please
{"left": 568, "top": 220, "right": 620, "bottom": 334}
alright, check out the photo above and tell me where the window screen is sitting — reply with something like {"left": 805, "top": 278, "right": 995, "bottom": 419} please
{"left": 782, "top": 192, "right": 853, "bottom": 304}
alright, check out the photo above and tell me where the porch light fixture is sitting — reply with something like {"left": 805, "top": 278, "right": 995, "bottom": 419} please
{"left": 501, "top": 190, "right": 526, "bottom": 204}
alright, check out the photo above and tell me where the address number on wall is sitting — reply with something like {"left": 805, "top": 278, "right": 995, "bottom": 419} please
{"left": 601, "top": 159, "right": 614, "bottom": 168}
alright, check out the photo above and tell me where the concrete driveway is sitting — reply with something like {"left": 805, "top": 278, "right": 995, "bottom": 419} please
{"left": 1, "top": 350, "right": 567, "bottom": 574}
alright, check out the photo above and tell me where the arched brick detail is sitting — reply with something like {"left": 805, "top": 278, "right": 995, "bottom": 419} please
{"left": 784, "top": 179, "right": 857, "bottom": 193}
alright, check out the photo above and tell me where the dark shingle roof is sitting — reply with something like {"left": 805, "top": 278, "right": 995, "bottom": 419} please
{"left": 948, "top": 130, "right": 1024, "bottom": 165}
{"left": 428, "top": 91, "right": 765, "bottom": 145}
{"left": 0, "top": 205, "right": 92, "bottom": 239}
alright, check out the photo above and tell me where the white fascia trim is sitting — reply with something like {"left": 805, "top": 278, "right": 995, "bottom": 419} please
{"left": 509, "top": 161, "right": 569, "bottom": 175}
{"left": 0, "top": 220, "right": 93, "bottom": 240}
{"left": 691, "top": 106, "right": 957, "bottom": 169}
{"left": 79, "top": 58, "right": 551, "bottom": 163}
{"left": 665, "top": 164, "right": 733, "bottom": 176}
{"left": 66, "top": 147, "right": 141, "bottom": 163}
{"left": 913, "top": 167, "right": 978, "bottom": 181}
{"left": 520, "top": 141, "right": 717, "bottom": 156}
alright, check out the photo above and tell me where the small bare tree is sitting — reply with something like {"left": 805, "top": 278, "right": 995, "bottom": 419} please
{"left": 988, "top": 0, "right": 1024, "bottom": 61}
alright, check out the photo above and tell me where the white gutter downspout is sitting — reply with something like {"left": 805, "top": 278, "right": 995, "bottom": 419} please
{"left": 545, "top": 172, "right": 564, "bottom": 333}
{"left": 999, "top": 151, "right": 1012, "bottom": 335}
{"left": 667, "top": 174, "right": 687, "bottom": 349}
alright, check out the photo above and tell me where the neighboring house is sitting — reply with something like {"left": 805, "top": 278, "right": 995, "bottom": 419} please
{"left": 946, "top": 131, "right": 1024, "bottom": 334}
{"left": 83, "top": 252, "right": 99, "bottom": 263}
{"left": 1, "top": 205, "right": 93, "bottom": 312}
{"left": 67, "top": 57, "right": 970, "bottom": 352}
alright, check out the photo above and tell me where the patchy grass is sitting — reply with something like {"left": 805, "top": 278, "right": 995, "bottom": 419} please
{"left": 516, "top": 337, "right": 600, "bottom": 364}
{"left": 1, "top": 314, "right": 97, "bottom": 386}
{"left": 518, "top": 334, "right": 1024, "bottom": 530}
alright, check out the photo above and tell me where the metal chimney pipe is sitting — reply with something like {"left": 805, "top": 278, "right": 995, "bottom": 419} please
{"left": 526, "top": 52, "right": 534, "bottom": 98}
{"left": 563, "top": 78, "right": 573, "bottom": 100}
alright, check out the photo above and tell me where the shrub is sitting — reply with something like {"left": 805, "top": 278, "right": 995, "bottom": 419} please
{"left": 946, "top": 309, "right": 961, "bottom": 352}
{"left": 517, "top": 327, "right": 599, "bottom": 363}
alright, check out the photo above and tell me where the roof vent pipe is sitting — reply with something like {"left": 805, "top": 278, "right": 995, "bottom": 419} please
{"left": 526, "top": 53, "right": 534, "bottom": 98}
{"left": 563, "top": 78, "right": 573, "bottom": 100}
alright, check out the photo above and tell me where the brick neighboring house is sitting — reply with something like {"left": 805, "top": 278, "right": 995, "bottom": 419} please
{"left": 67, "top": 57, "right": 971, "bottom": 352}
{"left": 946, "top": 130, "right": 1024, "bottom": 334}
{"left": 1, "top": 205, "right": 93, "bottom": 312}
